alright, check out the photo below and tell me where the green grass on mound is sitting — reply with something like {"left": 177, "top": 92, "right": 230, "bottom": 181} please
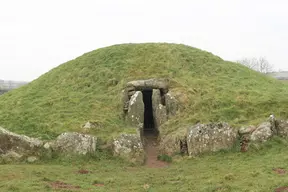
{"left": 0, "top": 43, "right": 288, "bottom": 140}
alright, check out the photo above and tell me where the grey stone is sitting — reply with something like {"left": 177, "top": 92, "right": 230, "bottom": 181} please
{"left": 113, "top": 133, "right": 145, "bottom": 164}
{"left": 277, "top": 120, "right": 288, "bottom": 138}
{"left": 152, "top": 89, "right": 167, "bottom": 128}
{"left": 128, "top": 91, "right": 136, "bottom": 97}
{"left": 126, "top": 86, "right": 135, "bottom": 92}
{"left": 1, "top": 151, "right": 22, "bottom": 162}
{"left": 187, "top": 123, "right": 237, "bottom": 156}
{"left": 0, "top": 126, "right": 43, "bottom": 160}
{"left": 238, "top": 125, "right": 256, "bottom": 135}
{"left": 165, "top": 92, "right": 179, "bottom": 117}
{"left": 127, "top": 91, "right": 144, "bottom": 129}
{"left": 126, "top": 78, "right": 169, "bottom": 92}
{"left": 27, "top": 156, "right": 38, "bottom": 163}
{"left": 269, "top": 114, "right": 279, "bottom": 135}
{"left": 250, "top": 122, "right": 272, "bottom": 142}
{"left": 159, "top": 129, "right": 186, "bottom": 155}
{"left": 43, "top": 143, "right": 51, "bottom": 149}
{"left": 50, "top": 132, "right": 97, "bottom": 155}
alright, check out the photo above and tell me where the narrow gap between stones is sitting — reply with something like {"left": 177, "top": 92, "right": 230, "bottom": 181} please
{"left": 142, "top": 89, "right": 167, "bottom": 167}
{"left": 142, "top": 89, "right": 156, "bottom": 135}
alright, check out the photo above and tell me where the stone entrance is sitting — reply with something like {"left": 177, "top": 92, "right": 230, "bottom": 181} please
{"left": 123, "top": 79, "right": 171, "bottom": 133}
{"left": 121, "top": 78, "right": 178, "bottom": 165}
{"left": 122, "top": 78, "right": 179, "bottom": 136}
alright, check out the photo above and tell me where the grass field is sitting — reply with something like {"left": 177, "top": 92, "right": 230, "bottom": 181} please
{"left": 0, "top": 138, "right": 287, "bottom": 192}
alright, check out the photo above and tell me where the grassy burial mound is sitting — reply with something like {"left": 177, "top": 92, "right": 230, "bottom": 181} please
{"left": 0, "top": 43, "right": 287, "bottom": 141}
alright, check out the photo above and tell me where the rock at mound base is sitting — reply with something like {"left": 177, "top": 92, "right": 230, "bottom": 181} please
{"left": 49, "top": 132, "right": 97, "bottom": 155}
{"left": 250, "top": 122, "right": 272, "bottom": 142}
{"left": 187, "top": 123, "right": 237, "bottom": 156}
{"left": 0, "top": 126, "right": 43, "bottom": 161}
{"left": 113, "top": 133, "right": 145, "bottom": 164}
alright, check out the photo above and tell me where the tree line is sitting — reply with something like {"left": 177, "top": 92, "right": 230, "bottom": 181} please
{"left": 237, "top": 57, "right": 274, "bottom": 74}
{"left": 0, "top": 80, "right": 27, "bottom": 92}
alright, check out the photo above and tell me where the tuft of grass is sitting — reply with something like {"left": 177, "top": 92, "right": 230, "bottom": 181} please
{"left": 157, "top": 154, "right": 172, "bottom": 163}
{"left": 0, "top": 43, "right": 287, "bottom": 142}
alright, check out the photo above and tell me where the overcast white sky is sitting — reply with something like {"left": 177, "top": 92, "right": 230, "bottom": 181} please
{"left": 1, "top": 0, "right": 288, "bottom": 81}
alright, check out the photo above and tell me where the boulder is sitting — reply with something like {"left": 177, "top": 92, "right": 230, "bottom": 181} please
{"left": 127, "top": 91, "right": 144, "bottom": 129}
{"left": 27, "top": 156, "right": 38, "bottom": 163}
{"left": 159, "top": 129, "right": 187, "bottom": 155}
{"left": 238, "top": 125, "right": 256, "bottom": 152}
{"left": 250, "top": 122, "right": 272, "bottom": 142}
{"left": 277, "top": 120, "right": 288, "bottom": 138}
{"left": 238, "top": 125, "right": 257, "bottom": 135}
{"left": 1, "top": 151, "right": 23, "bottom": 162}
{"left": 50, "top": 132, "right": 97, "bottom": 155}
{"left": 269, "top": 114, "right": 278, "bottom": 135}
{"left": 152, "top": 89, "right": 167, "bottom": 128}
{"left": 0, "top": 126, "right": 43, "bottom": 161}
{"left": 187, "top": 123, "right": 237, "bottom": 156}
{"left": 165, "top": 92, "right": 178, "bottom": 117}
{"left": 113, "top": 133, "right": 145, "bottom": 164}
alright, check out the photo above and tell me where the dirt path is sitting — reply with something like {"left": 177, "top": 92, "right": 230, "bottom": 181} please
{"left": 143, "top": 130, "right": 169, "bottom": 168}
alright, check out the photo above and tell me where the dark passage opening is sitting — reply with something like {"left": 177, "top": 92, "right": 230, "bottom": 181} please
{"left": 142, "top": 89, "right": 155, "bottom": 133}
{"left": 142, "top": 89, "right": 158, "bottom": 156}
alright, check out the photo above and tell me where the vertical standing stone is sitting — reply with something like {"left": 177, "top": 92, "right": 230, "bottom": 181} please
{"left": 127, "top": 91, "right": 144, "bottom": 130}
{"left": 152, "top": 89, "right": 167, "bottom": 129}
{"left": 165, "top": 92, "right": 178, "bottom": 118}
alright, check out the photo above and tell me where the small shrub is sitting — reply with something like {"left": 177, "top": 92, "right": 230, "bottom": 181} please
{"left": 224, "top": 173, "right": 235, "bottom": 181}
{"left": 157, "top": 154, "right": 172, "bottom": 163}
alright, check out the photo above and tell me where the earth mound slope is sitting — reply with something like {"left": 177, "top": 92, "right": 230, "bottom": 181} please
{"left": 0, "top": 43, "right": 287, "bottom": 140}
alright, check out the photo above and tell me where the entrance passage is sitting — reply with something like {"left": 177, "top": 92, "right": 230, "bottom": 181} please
{"left": 142, "top": 89, "right": 155, "bottom": 132}
{"left": 141, "top": 89, "right": 166, "bottom": 167}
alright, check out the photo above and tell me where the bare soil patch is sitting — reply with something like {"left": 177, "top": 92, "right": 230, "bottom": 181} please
{"left": 47, "top": 181, "right": 81, "bottom": 190}
{"left": 77, "top": 169, "right": 90, "bottom": 174}
{"left": 275, "top": 186, "right": 288, "bottom": 192}
{"left": 273, "top": 168, "right": 287, "bottom": 175}
{"left": 143, "top": 131, "right": 169, "bottom": 168}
